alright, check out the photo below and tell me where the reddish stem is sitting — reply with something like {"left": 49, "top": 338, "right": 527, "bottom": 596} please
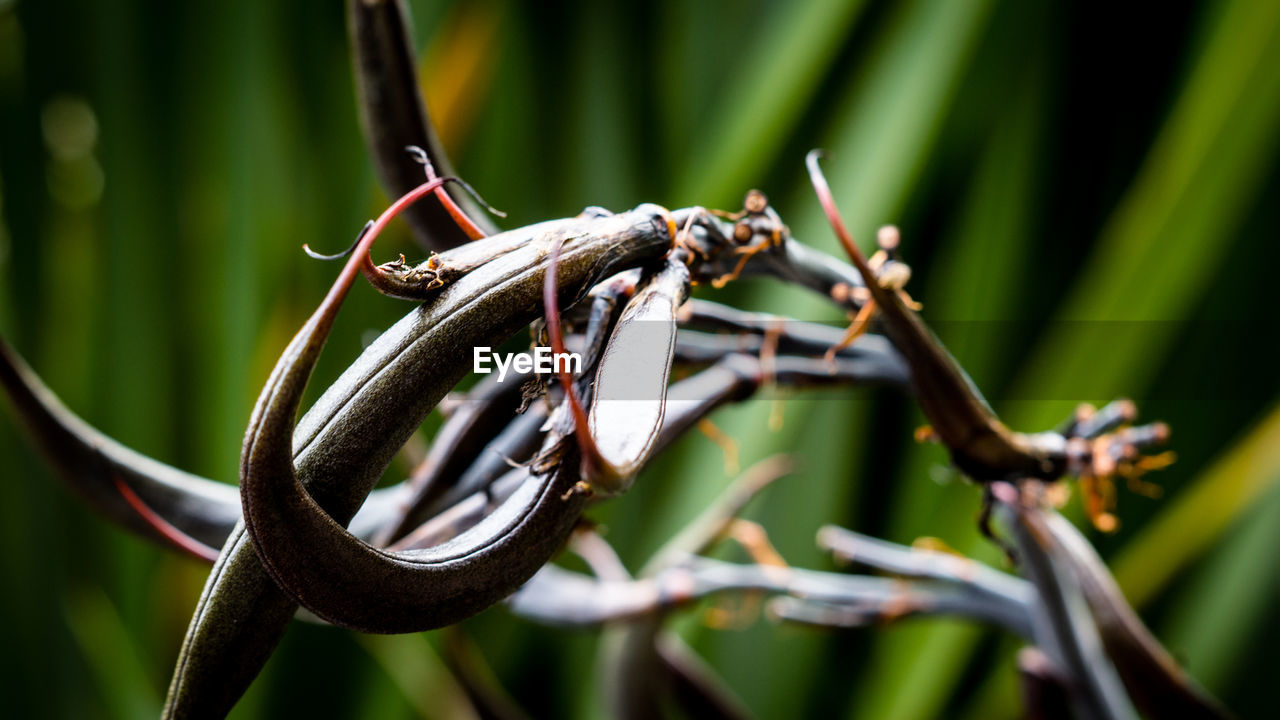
{"left": 804, "top": 150, "right": 877, "bottom": 280}
{"left": 542, "top": 234, "right": 605, "bottom": 479}
{"left": 318, "top": 177, "right": 452, "bottom": 323}
{"left": 113, "top": 475, "right": 220, "bottom": 563}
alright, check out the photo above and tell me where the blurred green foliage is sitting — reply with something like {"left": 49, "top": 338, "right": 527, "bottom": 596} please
{"left": 1, "top": 0, "right": 1278, "bottom": 717}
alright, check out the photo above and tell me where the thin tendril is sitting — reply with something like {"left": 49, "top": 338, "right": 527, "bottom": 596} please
{"left": 304, "top": 221, "right": 374, "bottom": 261}
{"left": 405, "top": 145, "right": 507, "bottom": 218}
{"left": 300, "top": 174, "right": 482, "bottom": 261}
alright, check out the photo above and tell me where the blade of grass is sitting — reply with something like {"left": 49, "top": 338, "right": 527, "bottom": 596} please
{"left": 674, "top": 0, "right": 869, "bottom": 205}
{"left": 64, "top": 585, "right": 162, "bottom": 719}
{"left": 850, "top": 37, "right": 1048, "bottom": 720}
{"left": 564, "top": 1, "right": 639, "bottom": 210}
{"left": 906, "top": 1, "right": 1280, "bottom": 715}
{"left": 1112, "top": 401, "right": 1280, "bottom": 606}
{"left": 1008, "top": 0, "right": 1280, "bottom": 416}
{"left": 634, "top": 1, "right": 996, "bottom": 716}
{"left": 358, "top": 633, "right": 479, "bottom": 720}
{"left": 782, "top": 0, "right": 996, "bottom": 248}
{"left": 1159, "top": 479, "right": 1280, "bottom": 693}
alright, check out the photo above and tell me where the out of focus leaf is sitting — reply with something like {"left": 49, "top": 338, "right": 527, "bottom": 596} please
{"left": 1113, "top": 402, "right": 1280, "bottom": 605}
{"left": 358, "top": 634, "right": 478, "bottom": 720}
{"left": 64, "top": 586, "right": 162, "bottom": 720}
{"left": 1159, "top": 480, "right": 1280, "bottom": 692}
{"left": 675, "top": 0, "right": 868, "bottom": 205}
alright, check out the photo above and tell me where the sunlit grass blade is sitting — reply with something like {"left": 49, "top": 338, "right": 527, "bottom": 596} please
{"left": 1008, "top": 0, "right": 1280, "bottom": 417}
{"left": 850, "top": 36, "right": 1047, "bottom": 720}
{"left": 629, "top": 0, "right": 998, "bottom": 716}
{"left": 1158, "top": 481, "right": 1280, "bottom": 693}
{"left": 781, "top": 0, "right": 997, "bottom": 248}
{"left": 892, "top": 0, "right": 1280, "bottom": 715}
{"left": 1112, "top": 401, "right": 1280, "bottom": 605}
{"left": 674, "top": 0, "right": 869, "bottom": 205}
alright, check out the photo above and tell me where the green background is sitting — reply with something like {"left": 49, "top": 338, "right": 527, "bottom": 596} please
{"left": 1, "top": 0, "right": 1279, "bottom": 717}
